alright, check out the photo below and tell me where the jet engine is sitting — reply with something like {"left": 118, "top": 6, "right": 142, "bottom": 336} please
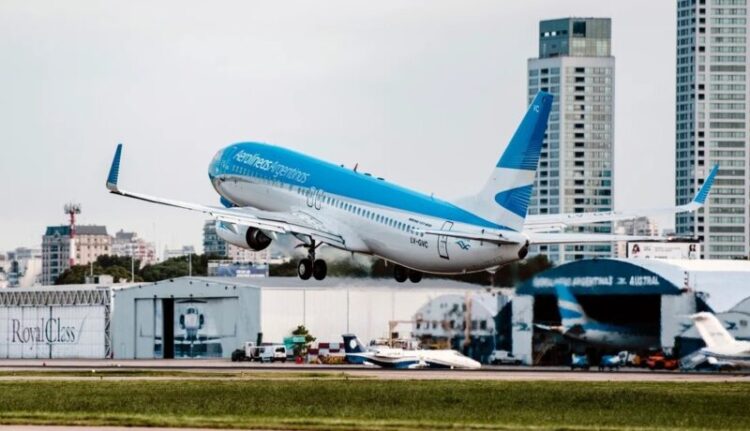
{"left": 215, "top": 221, "right": 272, "bottom": 251}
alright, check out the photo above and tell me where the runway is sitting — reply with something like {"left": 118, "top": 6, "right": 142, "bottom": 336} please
{"left": 0, "top": 359, "right": 747, "bottom": 382}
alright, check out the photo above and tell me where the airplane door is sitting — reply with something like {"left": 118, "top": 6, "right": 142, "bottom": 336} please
{"left": 438, "top": 221, "right": 453, "bottom": 260}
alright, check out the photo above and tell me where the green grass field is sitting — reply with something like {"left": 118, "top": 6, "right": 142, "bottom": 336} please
{"left": 0, "top": 379, "right": 749, "bottom": 430}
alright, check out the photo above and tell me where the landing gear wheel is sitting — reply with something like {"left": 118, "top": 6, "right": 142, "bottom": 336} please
{"left": 313, "top": 259, "right": 327, "bottom": 280}
{"left": 408, "top": 270, "right": 423, "bottom": 283}
{"left": 298, "top": 258, "right": 312, "bottom": 280}
{"left": 394, "top": 265, "right": 408, "bottom": 283}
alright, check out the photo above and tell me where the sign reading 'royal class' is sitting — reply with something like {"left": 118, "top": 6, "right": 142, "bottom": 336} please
{"left": 11, "top": 318, "right": 78, "bottom": 344}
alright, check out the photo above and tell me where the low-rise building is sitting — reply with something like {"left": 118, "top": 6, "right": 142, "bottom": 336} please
{"left": 163, "top": 246, "right": 195, "bottom": 261}
{"left": 6, "top": 248, "right": 42, "bottom": 288}
{"left": 42, "top": 225, "right": 111, "bottom": 285}
{"left": 112, "top": 230, "right": 157, "bottom": 267}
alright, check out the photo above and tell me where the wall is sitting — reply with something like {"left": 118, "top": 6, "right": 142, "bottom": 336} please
{"left": 0, "top": 305, "right": 106, "bottom": 358}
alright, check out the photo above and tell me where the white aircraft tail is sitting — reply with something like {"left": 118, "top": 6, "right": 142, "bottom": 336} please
{"left": 691, "top": 312, "right": 736, "bottom": 350}
{"left": 460, "top": 91, "right": 553, "bottom": 231}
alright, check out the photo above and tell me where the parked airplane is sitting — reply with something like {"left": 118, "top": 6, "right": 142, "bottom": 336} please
{"left": 105, "top": 91, "right": 718, "bottom": 282}
{"left": 342, "top": 334, "right": 481, "bottom": 369}
{"left": 538, "top": 284, "right": 660, "bottom": 351}
{"left": 689, "top": 312, "right": 750, "bottom": 369}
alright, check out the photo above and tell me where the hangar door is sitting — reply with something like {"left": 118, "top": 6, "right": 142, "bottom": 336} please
{"left": 134, "top": 297, "right": 240, "bottom": 359}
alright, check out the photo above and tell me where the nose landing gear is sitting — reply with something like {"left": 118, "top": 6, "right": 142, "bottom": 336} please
{"left": 297, "top": 240, "right": 327, "bottom": 281}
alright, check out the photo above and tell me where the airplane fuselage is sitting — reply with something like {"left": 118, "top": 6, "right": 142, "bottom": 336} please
{"left": 208, "top": 142, "right": 526, "bottom": 274}
{"left": 567, "top": 327, "right": 660, "bottom": 351}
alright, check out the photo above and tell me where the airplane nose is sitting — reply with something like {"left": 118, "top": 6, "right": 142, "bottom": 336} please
{"left": 208, "top": 148, "right": 226, "bottom": 180}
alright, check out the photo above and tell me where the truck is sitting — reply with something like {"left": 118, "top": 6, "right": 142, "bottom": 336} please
{"left": 231, "top": 342, "right": 288, "bottom": 362}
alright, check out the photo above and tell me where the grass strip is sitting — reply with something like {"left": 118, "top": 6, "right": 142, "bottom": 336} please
{"left": 0, "top": 379, "right": 748, "bottom": 430}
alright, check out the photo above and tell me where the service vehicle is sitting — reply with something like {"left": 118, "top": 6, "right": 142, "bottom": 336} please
{"left": 489, "top": 350, "right": 522, "bottom": 365}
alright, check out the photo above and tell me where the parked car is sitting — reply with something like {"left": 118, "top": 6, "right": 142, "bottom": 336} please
{"left": 599, "top": 355, "right": 622, "bottom": 371}
{"left": 489, "top": 350, "right": 522, "bottom": 365}
{"left": 570, "top": 354, "right": 590, "bottom": 370}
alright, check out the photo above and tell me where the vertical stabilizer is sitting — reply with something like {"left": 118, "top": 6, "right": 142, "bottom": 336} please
{"left": 691, "top": 312, "right": 736, "bottom": 349}
{"left": 555, "top": 284, "right": 590, "bottom": 330}
{"left": 342, "top": 334, "right": 368, "bottom": 364}
{"left": 464, "top": 91, "right": 552, "bottom": 231}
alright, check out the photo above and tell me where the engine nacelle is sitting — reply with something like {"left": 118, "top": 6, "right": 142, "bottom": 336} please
{"left": 215, "top": 221, "right": 272, "bottom": 251}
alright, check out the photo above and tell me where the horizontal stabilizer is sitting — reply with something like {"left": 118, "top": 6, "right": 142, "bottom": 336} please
{"left": 523, "top": 164, "right": 719, "bottom": 232}
{"left": 527, "top": 232, "right": 664, "bottom": 245}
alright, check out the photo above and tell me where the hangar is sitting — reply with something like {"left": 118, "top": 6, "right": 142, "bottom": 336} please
{"left": 1, "top": 277, "right": 483, "bottom": 360}
{"left": 0, "top": 285, "right": 114, "bottom": 359}
{"left": 511, "top": 258, "right": 750, "bottom": 365}
{"left": 112, "top": 277, "right": 484, "bottom": 359}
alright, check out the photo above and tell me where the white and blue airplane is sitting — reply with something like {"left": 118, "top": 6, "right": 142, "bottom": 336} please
{"left": 342, "top": 334, "right": 481, "bottom": 369}
{"left": 688, "top": 312, "right": 750, "bottom": 369}
{"left": 105, "top": 91, "right": 718, "bottom": 282}
{"left": 540, "top": 284, "right": 660, "bottom": 351}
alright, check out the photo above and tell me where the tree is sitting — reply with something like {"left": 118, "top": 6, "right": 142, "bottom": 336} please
{"left": 270, "top": 260, "right": 298, "bottom": 277}
{"left": 291, "top": 325, "right": 316, "bottom": 358}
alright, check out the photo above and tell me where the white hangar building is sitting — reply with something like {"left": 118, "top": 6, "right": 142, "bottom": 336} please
{"left": 0, "top": 277, "right": 484, "bottom": 359}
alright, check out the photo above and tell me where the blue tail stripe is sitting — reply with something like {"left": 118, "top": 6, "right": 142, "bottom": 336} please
{"left": 496, "top": 91, "right": 553, "bottom": 170}
{"left": 107, "top": 143, "right": 123, "bottom": 187}
{"left": 560, "top": 308, "right": 584, "bottom": 319}
{"left": 694, "top": 164, "right": 719, "bottom": 204}
{"left": 494, "top": 184, "right": 533, "bottom": 218}
{"left": 554, "top": 284, "right": 579, "bottom": 305}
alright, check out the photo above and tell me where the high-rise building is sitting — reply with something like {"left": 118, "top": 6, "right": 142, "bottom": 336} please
{"left": 675, "top": 0, "right": 749, "bottom": 259}
{"left": 112, "top": 230, "right": 157, "bottom": 267}
{"left": 527, "top": 18, "right": 616, "bottom": 263}
{"left": 42, "top": 225, "right": 111, "bottom": 285}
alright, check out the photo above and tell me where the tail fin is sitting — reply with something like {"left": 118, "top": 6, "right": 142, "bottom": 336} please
{"left": 466, "top": 91, "right": 553, "bottom": 231}
{"left": 342, "top": 334, "right": 368, "bottom": 364}
{"left": 691, "top": 312, "right": 736, "bottom": 349}
{"left": 342, "top": 334, "right": 367, "bottom": 354}
{"left": 555, "top": 284, "right": 589, "bottom": 330}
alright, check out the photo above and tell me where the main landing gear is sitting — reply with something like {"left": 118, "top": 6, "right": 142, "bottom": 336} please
{"left": 297, "top": 240, "right": 327, "bottom": 281}
{"left": 393, "top": 264, "right": 422, "bottom": 283}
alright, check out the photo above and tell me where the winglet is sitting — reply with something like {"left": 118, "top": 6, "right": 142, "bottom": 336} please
{"left": 693, "top": 164, "right": 719, "bottom": 205}
{"left": 106, "top": 143, "right": 123, "bottom": 192}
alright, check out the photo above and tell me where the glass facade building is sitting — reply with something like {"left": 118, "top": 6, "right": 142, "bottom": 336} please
{"left": 527, "top": 18, "right": 615, "bottom": 263}
{"left": 676, "top": 0, "right": 749, "bottom": 259}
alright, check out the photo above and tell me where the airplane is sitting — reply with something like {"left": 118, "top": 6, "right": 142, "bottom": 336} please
{"left": 536, "top": 284, "right": 660, "bottom": 351}
{"left": 342, "top": 334, "right": 481, "bottom": 369}
{"left": 105, "top": 91, "right": 718, "bottom": 282}
{"left": 688, "top": 312, "right": 750, "bottom": 369}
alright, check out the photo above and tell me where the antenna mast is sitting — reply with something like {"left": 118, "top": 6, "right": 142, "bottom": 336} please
{"left": 64, "top": 203, "right": 82, "bottom": 267}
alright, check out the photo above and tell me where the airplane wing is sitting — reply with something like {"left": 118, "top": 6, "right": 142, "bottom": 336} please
{"left": 526, "top": 232, "right": 664, "bottom": 245}
{"left": 524, "top": 164, "right": 719, "bottom": 233}
{"left": 105, "top": 144, "right": 346, "bottom": 247}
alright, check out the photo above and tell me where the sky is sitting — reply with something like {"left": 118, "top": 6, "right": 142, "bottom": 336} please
{"left": 0, "top": 0, "right": 676, "bottom": 254}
